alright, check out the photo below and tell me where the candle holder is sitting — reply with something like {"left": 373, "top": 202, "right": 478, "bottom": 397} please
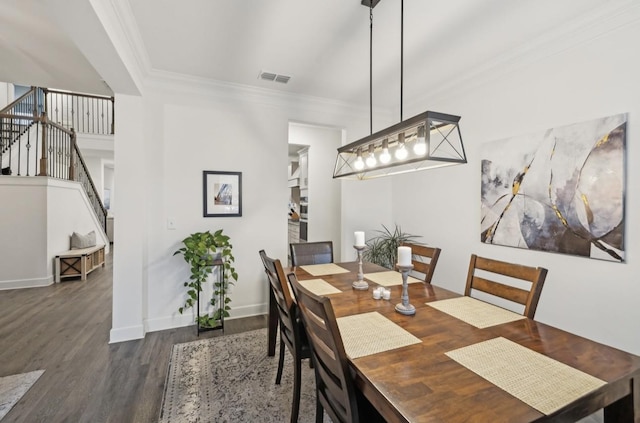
{"left": 395, "top": 264, "right": 415, "bottom": 315}
{"left": 352, "top": 245, "right": 369, "bottom": 290}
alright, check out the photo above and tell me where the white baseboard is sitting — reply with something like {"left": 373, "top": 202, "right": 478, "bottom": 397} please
{"left": 109, "top": 324, "right": 145, "bottom": 343}
{"left": 0, "top": 276, "right": 53, "bottom": 290}
{"left": 144, "top": 302, "right": 269, "bottom": 334}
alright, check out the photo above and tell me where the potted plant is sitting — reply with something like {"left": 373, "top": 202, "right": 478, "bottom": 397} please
{"left": 363, "top": 224, "right": 422, "bottom": 269}
{"left": 173, "top": 229, "right": 238, "bottom": 328}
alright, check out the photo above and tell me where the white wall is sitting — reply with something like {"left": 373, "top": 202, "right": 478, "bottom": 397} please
{"left": 0, "top": 177, "right": 109, "bottom": 289}
{"left": 0, "top": 178, "right": 48, "bottom": 287}
{"left": 0, "top": 82, "right": 13, "bottom": 108}
{"left": 288, "top": 123, "right": 342, "bottom": 258}
{"left": 385, "top": 14, "right": 640, "bottom": 354}
{"left": 107, "top": 9, "right": 640, "bottom": 358}
{"left": 109, "top": 77, "right": 387, "bottom": 339}
{"left": 111, "top": 94, "right": 145, "bottom": 343}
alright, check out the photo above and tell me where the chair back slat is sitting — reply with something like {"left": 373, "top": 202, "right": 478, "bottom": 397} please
{"left": 288, "top": 272, "right": 359, "bottom": 423}
{"left": 474, "top": 255, "right": 541, "bottom": 281}
{"left": 470, "top": 276, "right": 530, "bottom": 305}
{"left": 290, "top": 241, "right": 334, "bottom": 266}
{"left": 464, "top": 254, "right": 548, "bottom": 319}
{"left": 401, "top": 242, "right": 441, "bottom": 284}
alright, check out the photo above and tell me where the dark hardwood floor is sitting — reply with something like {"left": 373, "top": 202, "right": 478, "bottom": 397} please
{"left": 0, "top": 248, "right": 267, "bottom": 423}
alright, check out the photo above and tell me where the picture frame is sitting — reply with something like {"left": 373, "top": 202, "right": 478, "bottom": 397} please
{"left": 203, "top": 171, "right": 242, "bottom": 217}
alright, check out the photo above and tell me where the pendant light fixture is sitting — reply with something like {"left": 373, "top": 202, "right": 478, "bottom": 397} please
{"left": 333, "top": 0, "right": 467, "bottom": 180}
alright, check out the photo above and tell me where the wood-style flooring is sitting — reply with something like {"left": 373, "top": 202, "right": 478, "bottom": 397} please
{"left": 0, "top": 248, "right": 267, "bottom": 423}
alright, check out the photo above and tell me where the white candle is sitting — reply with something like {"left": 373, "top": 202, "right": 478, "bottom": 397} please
{"left": 398, "top": 246, "right": 412, "bottom": 266}
{"left": 354, "top": 231, "right": 365, "bottom": 247}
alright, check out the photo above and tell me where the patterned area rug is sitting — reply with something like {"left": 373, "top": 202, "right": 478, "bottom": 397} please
{"left": 0, "top": 370, "right": 44, "bottom": 421}
{"left": 159, "top": 329, "right": 321, "bottom": 423}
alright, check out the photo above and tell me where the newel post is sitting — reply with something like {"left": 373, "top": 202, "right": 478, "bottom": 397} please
{"left": 68, "top": 128, "right": 76, "bottom": 181}
{"left": 110, "top": 96, "right": 115, "bottom": 135}
{"left": 38, "top": 112, "right": 48, "bottom": 176}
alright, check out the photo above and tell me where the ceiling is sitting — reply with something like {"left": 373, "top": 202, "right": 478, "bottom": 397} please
{"left": 0, "top": 0, "right": 610, "bottom": 108}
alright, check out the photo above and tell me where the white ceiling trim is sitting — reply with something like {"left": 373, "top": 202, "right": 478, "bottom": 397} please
{"left": 145, "top": 67, "right": 394, "bottom": 120}
{"left": 89, "top": 0, "right": 154, "bottom": 94}
{"left": 407, "top": 0, "right": 640, "bottom": 111}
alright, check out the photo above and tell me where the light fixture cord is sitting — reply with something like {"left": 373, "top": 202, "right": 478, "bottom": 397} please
{"left": 369, "top": 3, "right": 373, "bottom": 135}
{"left": 400, "top": 0, "right": 404, "bottom": 122}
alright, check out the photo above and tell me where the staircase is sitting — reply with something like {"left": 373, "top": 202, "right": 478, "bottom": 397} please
{"left": 0, "top": 86, "right": 112, "bottom": 231}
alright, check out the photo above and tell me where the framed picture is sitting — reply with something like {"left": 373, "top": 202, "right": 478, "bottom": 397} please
{"left": 203, "top": 171, "right": 242, "bottom": 217}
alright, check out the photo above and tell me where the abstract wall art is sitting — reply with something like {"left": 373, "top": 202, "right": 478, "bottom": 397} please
{"left": 480, "top": 114, "right": 626, "bottom": 262}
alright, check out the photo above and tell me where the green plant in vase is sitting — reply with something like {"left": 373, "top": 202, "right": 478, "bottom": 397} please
{"left": 173, "top": 229, "right": 238, "bottom": 328}
{"left": 362, "top": 224, "right": 422, "bottom": 269}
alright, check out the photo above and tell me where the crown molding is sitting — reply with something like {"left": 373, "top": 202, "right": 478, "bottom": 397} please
{"left": 91, "top": 0, "right": 154, "bottom": 95}
{"left": 408, "top": 0, "right": 640, "bottom": 110}
{"left": 145, "top": 67, "right": 394, "bottom": 119}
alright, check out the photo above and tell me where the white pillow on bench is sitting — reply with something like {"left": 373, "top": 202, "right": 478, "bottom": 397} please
{"left": 71, "top": 231, "right": 96, "bottom": 249}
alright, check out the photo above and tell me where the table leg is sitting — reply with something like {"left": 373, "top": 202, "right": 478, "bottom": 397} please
{"left": 604, "top": 377, "right": 639, "bottom": 423}
{"left": 268, "top": 287, "right": 278, "bottom": 356}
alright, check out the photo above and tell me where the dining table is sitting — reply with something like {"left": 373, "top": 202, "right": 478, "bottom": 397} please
{"left": 265, "top": 261, "right": 640, "bottom": 423}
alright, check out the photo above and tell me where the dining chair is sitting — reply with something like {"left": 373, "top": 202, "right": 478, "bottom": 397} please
{"left": 287, "top": 272, "right": 384, "bottom": 423}
{"left": 464, "top": 254, "right": 548, "bottom": 319}
{"left": 290, "top": 241, "right": 333, "bottom": 266}
{"left": 258, "top": 250, "right": 312, "bottom": 423}
{"left": 401, "top": 242, "right": 441, "bottom": 284}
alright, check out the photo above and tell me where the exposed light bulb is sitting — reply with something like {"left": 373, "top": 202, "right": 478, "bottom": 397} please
{"left": 379, "top": 139, "right": 391, "bottom": 164}
{"left": 366, "top": 144, "right": 377, "bottom": 168}
{"left": 413, "top": 126, "right": 427, "bottom": 156}
{"left": 354, "top": 148, "right": 365, "bottom": 170}
{"left": 395, "top": 133, "right": 408, "bottom": 160}
{"left": 395, "top": 145, "right": 408, "bottom": 160}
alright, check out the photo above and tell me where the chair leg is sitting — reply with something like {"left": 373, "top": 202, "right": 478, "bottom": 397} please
{"left": 276, "top": 338, "right": 285, "bottom": 384}
{"left": 315, "top": 396, "right": 323, "bottom": 423}
{"left": 290, "top": 354, "right": 302, "bottom": 423}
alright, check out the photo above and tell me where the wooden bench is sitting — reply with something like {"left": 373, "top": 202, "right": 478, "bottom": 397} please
{"left": 55, "top": 245, "right": 105, "bottom": 283}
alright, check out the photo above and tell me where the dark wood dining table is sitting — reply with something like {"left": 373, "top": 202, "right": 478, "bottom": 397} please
{"left": 266, "top": 261, "right": 640, "bottom": 422}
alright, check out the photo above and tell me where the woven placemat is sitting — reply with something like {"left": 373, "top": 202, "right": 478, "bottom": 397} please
{"left": 446, "top": 337, "right": 606, "bottom": 415}
{"left": 336, "top": 312, "right": 421, "bottom": 359}
{"left": 364, "top": 271, "right": 422, "bottom": 287}
{"left": 298, "top": 278, "right": 342, "bottom": 295}
{"left": 300, "top": 263, "right": 350, "bottom": 276}
{"left": 426, "top": 296, "right": 526, "bottom": 328}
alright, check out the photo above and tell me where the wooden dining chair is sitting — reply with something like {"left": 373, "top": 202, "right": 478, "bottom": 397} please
{"left": 287, "top": 272, "right": 384, "bottom": 423}
{"left": 464, "top": 254, "right": 548, "bottom": 319}
{"left": 258, "top": 250, "right": 312, "bottom": 423}
{"left": 290, "top": 241, "right": 333, "bottom": 266}
{"left": 401, "top": 242, "right": 441, "bottom": 284}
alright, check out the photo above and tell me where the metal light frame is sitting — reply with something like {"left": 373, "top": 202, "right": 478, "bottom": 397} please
{"left": 333, "top": 111, "right": 466, "bottom": 179}
{"left": 333, "top": 0, "right": 467, "bottom": 180}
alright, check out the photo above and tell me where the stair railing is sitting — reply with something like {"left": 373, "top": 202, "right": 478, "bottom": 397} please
{"left": 45, "top": 88, "right": 114, "bottom": 135}
{"left": 0, "top": 87, "right": 108, "bottom": 231}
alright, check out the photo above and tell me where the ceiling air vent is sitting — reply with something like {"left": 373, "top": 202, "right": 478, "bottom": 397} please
{"left": 258, "top": 70, "right": 291, "bottom": 84}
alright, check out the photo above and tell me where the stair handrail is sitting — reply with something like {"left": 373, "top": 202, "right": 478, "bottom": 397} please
{"left": 0, "top": 87, "right": 108, "bottom": 231}
{"left": 70, "top": 129, "right": 108, "bottom": 230}
{"left": 0, "top": 86, "right": 44, "bottom": 117}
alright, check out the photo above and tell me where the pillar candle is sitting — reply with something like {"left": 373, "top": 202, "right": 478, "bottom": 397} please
{"left": 354, "top": 231, "right": 365, "bottom": 247}
{"left": 398, "top": 246, "right": 412, "bottom": 266}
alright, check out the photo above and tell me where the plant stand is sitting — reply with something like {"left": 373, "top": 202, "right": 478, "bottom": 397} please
{"left": 196, "top": 258, "right": 225, "bottom": 336}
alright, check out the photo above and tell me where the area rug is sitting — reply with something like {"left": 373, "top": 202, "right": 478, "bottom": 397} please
{"left": 159, "top": 329, "right": 323, "bottom": 423}
{"left": 0, "top": 370, "right": 44, "bottom": 420}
